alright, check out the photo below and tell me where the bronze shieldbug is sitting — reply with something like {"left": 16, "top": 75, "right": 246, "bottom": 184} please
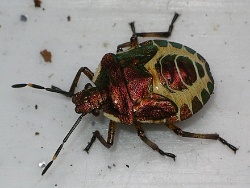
{"left": 12, "top": 13, "right": 238, "bottom": 175}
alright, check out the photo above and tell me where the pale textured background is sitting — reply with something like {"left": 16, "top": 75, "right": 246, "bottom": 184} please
{"left": 1, "top": 0, "right": 250, "bottom": 187}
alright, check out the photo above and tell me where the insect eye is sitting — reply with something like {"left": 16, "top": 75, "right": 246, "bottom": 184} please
{"left": 85, "top": 83, "right": 93, "bottom": 90}
{"left": 91, "top": 109, "right": 100, "bottom": 116}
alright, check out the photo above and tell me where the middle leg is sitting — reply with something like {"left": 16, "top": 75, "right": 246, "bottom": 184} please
{"left": 135, "top": 122, "right": 176, "bottom": 160}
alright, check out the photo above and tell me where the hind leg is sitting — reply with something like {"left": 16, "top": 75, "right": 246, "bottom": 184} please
{"left": 166, "top": 123, "right": 238, "bottom": 153}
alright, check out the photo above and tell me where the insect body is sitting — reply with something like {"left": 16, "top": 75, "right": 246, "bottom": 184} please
{"left": 92, "top": 39, "right": 214, "bottom": 124}
{"left": 12, "top": 13, "right": 238, "bottom": 175}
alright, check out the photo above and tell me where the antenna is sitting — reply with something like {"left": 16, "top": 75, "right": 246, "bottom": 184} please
{"left": 12, "top": 83, "right": 85, "bottom": 175}
{"left": 42, "top": 114, "right": 84, "bottom": 175}
{"left": 12, "top": 83, "right": 73, "bottom": 97}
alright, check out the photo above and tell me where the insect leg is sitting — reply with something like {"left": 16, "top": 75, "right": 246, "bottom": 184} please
{"left": 135, "top": 122, "right": 176, "bottom": 160}
{"left": 133, "top": 12, "right": 179, "bottom": 38}
{"left": 68, "top": 67, "right": 94, "bottom": 94}
{"left": 50, "top": 67, "right": 95, "bottom": 97}
{"left": 166, "top": 123, "right": 238, "bottom": 153}
{"left": 84, "top": 121, "right": 117, "bottom": 153}
{"left": 117, "top": 12, "right": 179, "bottom": 52}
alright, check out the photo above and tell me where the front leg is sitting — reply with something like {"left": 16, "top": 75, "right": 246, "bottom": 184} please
{"left": 84, "top": 121, "right": 117, "bottom": 153}
{"left": 69, "top": 67, "right": 94, "bottom": 94}
{"left": 50, "top": 67, "right": 94, "bottom": 97}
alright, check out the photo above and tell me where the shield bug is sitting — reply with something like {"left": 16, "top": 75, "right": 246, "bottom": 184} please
{"left": 12, "top": 13, "right": 238, "bottom": 175}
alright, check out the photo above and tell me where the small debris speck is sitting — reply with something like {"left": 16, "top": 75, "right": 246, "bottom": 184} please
{"left": 34, "top": 0, "right": 42, "bottom": 7}
{"left": 67, "top": 16, "right": 71, "bottom": 21}
{"left": 103, "top": 42, "right": 110, "bottom": 48}
{"left": 48, "top": 74, "right": 54, "bottom": 78}
{"left": 113, "top": 164, "right": 116, "bottom": 167}
{"left": 39, "top": 161, "right": 46, "bottom": 168}
{"left": 213, "top": 24, "right": 220, "bottom": 31}
{"left": 20, "top": 15, "right": 28, "bottom": 22}
{"left": 108, "top": 165, "right": 111, "bottom": 169}
{"left": 40, "top": 49, "right": 52, "bottom": 62}
{"left": 126, "top": 164, "right": 129, "bottom": 168}
{"left": 35, "top": 104, "right": 38, "bottom": 109}
{"left": 35, "top": 132, "right": 39, "bottom": 135}
{"left": 55, "top": 184, "right": 57, "bottom": 187}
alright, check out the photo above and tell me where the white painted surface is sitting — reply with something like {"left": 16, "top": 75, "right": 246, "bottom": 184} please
{"left": 1, "top": 0, "right": 249, "bottom": 187}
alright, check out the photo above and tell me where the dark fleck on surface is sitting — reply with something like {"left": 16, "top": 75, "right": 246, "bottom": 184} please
{"left": 35, "top": 104, "right": 38, "bottom": 109}
{"left": 40, "top": 49, "right": 52, "bottom": 62}
{"left": 35, "top": 132, "right": 39, "bottom": 135}
{"left": 48, "top": 74, "right": 54, "bottom": 78}
{"left": 108, "top": 165, "right": 111, "bottom": 169}
{"left": 126, "top": 164, "right": 129, "bottom": 168}
{"left": 34, "top": 0, "right": 42, "bottom": 7}
{"left": 67, "top": 16, "right": 71, "bottom": 21}
{"left": 20, "top": 15, "right": 28, "bottom": 22}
